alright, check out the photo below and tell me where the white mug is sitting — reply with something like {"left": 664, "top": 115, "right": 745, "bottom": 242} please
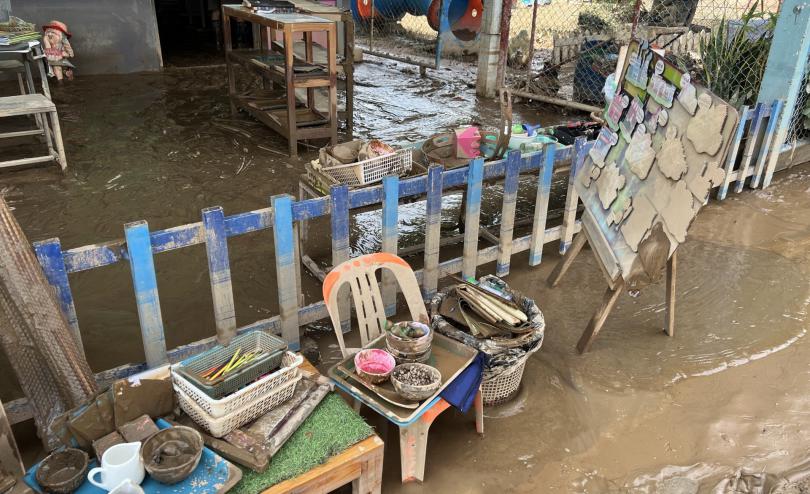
{"left": 109, "top": 479, "right": 146, "bottom": 494}
{"left": 87, "top": 442, "right": 145, "bottom": 491}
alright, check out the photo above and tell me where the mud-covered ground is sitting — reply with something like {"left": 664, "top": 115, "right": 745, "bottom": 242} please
{"left": 2, "top": 57, "right": 810, "bottom": 493}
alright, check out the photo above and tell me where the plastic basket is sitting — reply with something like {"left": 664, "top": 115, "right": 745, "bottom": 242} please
{"left": 480, "top": 355, "right": 528, "bottom": 406}
{"left": 320, "top": 148, "right": 412, "bottom": 186}
{"left": 176, "top": 373, "right": 301, "bottom": 437}
{"left": 175, "top": 331, "right": 288, "bottom": 399}
{"left": 172, "top": 351, "right": 302, "bottom": 418}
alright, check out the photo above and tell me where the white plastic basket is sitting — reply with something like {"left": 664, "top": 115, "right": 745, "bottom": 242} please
{"left": 481, "top": 355, "right": 529, "bottom": 406}
{"left": 321, "top": 148, "right": 412, "bottom": 186}
{"left": 175, "top": 374, "right": 301, "bottom": 438}
{"left": 171, "top": 351, "right": 303, "bottom": 418}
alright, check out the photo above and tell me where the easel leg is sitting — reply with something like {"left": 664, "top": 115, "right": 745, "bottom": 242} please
{"left": 548, "top": 232, "right": 586, "bottom": 288}
{"left": 577, "top": 278, "right": 625, "bottom": 354}
{"left": 665, "top": 251, "right": 677, "bottom": 337}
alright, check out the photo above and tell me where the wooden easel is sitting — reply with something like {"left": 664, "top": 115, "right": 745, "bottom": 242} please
{"left": 547, "top": 231, "right": 677, "bottom": 354}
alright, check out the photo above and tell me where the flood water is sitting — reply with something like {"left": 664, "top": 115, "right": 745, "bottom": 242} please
{"left": 3, "top": 56, "right": 810, "bottom": 493}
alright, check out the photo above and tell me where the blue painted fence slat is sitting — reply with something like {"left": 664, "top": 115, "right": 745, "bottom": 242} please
{"left": 271, "top": 195, "right": 301, "bottom": 350}
{"left": 462, "top": 158, "right": 484, "bottom": 280}
{"left": 529, "top": 145, "right": 555, "bottom": 266}
{"left": 762, "top": 100, "right": 787, "bottom": 188}
{"left": 561, "top": 137, "right": 586, "bottom": 254}
{"left": 735, "top": 103, "right": 766, "bottom": 194}
{"left": 496, "top": 151, "right": 521, "bottom": 277}
{"left": 422, "top": 165, "right": 444, "bottom": 298}
{"left": 33, "top": 238, "right": 84, "bottom": 356}
{"left": 202, "top": 207, "right": 237, "bottom": 345}
{"left": 751, "top": 99, "right": 784, "bottom": 189}
{"left": 381, "top": 176, "right": 399, "bottom": 316}
{"left": 330, "top": 185, "right": 351, "bottom": 332}
{"left": 124, "top": 221, "right": 168, "bottom": 368}
{"left": 718, "top": 105, "right": 750, "bottom": 201}
{"left": 224, "top": 208, "right": 273, "bottom": 236}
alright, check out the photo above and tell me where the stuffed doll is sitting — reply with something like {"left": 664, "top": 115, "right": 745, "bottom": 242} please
{"left": 42, "top": 20, "right": 75, "bottom": 81}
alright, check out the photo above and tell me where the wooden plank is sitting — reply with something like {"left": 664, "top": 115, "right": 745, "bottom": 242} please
{"left": 202, "top": 207, "right": 237, "bottom": 345}
{"left": 528, "top": 145, "right": 555, "bottom": 266}
{"left": 381, "top": 176, "right": 399, "bottom": 316}
{"left": 751, "top": 99, "right": 784, "bottom": 189}
{"left": 717, "top": 105, "right": 750, "bottom": 201}
{"left": 33, "top": 238, "right": 84, "bottom": 356}
{"left": 576, "top": 278, "right": 625, "bottom": 354}
{"left": 763, "top": 100, "right": 787, "bottom": 188}
{"left": 735, "top": 102, "right": 766, "bottom": 193}
{"left": 547, "top": 232, "right": 586, "bottom": 288}
{"left": 0, "top": 93, "right": 54, "bottom": 117}
{"left": 0, "top": 155, "right": 55, "bottom": 168}
{"left": 560, "top": 137, "right": 586, "bottom": 253}
{"left": 124, "top": 221, "right": 168, "bottom": 368}
{"left": 496, "top": 151, "right": 521, "bottom": 277}
{"left": 330, "top": 184, "right": 351, "bottom": 332}
{"left": 271, "top": 195, "right": 301, "bottom": 350}
{"left": 422, "top": 165, "right": 444, "bottom": 299}
{"left": 462, "top": 158, "right": 484, "bottom": 280}
{"left": 665, "top": 250, "right": 677, "bottom": 337}
{"left": 0, "top": 129, "right": 43, "bottom": 139}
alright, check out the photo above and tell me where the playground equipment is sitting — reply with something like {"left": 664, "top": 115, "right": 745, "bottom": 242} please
{"left": 351, "top": 0, "right": 483, "bottom": 42}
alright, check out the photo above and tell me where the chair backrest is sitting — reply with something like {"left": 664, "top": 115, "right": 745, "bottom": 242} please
{"left": 322, "top": 253, "right": 427, "bottom": 357}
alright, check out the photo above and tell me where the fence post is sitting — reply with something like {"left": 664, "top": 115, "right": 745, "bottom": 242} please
{"left": 757, "top": 0, "right": 810, "bottom": 182}
{"left": 33, "top": 238, "right": 84, "bottom": 357}
{"left": 124, "top": 221, "right": 168, "bottom": 368}
{"left": 381, "top": 176, "right": 399, "bottom": 316}
{"left": 202, "top": 206, "right": 237, "bottom": 345}
{"left": 476, "top": 0, "right": 504, "bottom": 97}
{"left": 560, "top": 137, "right": 585, "bottom": 254}
{"left": 717, "top": 105, "right": 749, "bottom": 201}
{"left": 271, "top": 195, "right": 301, "bottom": 350}
{"left": 462, "top": 158, "right": 484, "bottom": 280}
{"left": 529, "top": 145, "right": 555, "bottom": 266}
{"left": 496, "top": 151, "right": 521, "bottom": 277}
{"left": 735, "top": 103, "right": 766, "bottom": 193}
{"left": 752, "top": 99, "right": 784, "bottom": 189}
{"left": 330, "top": 184, "right": 351, "bottom": 332}
{"left": 422, "top": 165, "right": 444, "bottom": 299}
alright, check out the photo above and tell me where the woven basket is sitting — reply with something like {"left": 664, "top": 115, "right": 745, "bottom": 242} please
{"left": 481, "top": 354, "right": 528, "bottom": 406}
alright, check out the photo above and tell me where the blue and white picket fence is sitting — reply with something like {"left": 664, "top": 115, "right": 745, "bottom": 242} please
{"left": 6, "top": 99, "right": 786, "bottom": 424}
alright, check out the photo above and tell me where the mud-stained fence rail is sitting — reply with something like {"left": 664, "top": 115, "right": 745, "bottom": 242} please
{"left": 5, "top": 99, "right": 784, "bottom": 424}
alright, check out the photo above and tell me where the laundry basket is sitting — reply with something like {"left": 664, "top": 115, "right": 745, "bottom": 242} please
{"left": 320, "top": 148, "right": 412, "bottom": 186}
{"left": 481, "top": 354, "right": 529, "bottom": 406}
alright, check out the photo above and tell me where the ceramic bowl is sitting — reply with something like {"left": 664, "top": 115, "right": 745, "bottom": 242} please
{"left": 390, "top": 363, "right": 442, "bottom": 401}
{"left": 36, "top": 448, "right": 89, "bottom": 494}
{"left": 140, "top": 426, "right": 203, "bottom": 485}
{"left": 385, "top": 322, "right": 432, "bottom": 362}
{"left": 353, "top": 349, "right": 396, "bottom": 384}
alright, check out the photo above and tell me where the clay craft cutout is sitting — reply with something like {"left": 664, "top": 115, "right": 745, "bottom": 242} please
{"left": 596, "top": 161, "right": 626, "bottom": 209}
{"left": 687, "top": 160, "right": 725, "bottom": 203}
{"left": 589, "top": 127, "right": 619, "bottom": 167}
{"left": 606, "top": 92, "right": 630, "bottom": 130}
{"left": 677, "top": 72, "right": 698, "bottom": 115}
{"left": 581, "top": 163, "right": 601, "bottom": 188}
{"left": 625, "top": 124, "right": 656, "bottom": 179}
{"left": 658, "top": 109, "right": 669, "bottom": 128}
{"left": 619, "top": 97, "right": 645, "bottom": 142}
{"left": 608, "top": 196, "right": 632, "bottom": 226}
{"left": 620, "top": 192, "right": 657, "bottom": 252}
{"left": 644, "top": 107, "right": 661, "bottom": 134}
{"left": 686, "top": 92, "right": 728, "bottom": 156}
{"left": 625, "top": 44, "right": 653, "bottom": 89}
{"left": 647, "top": 60, "right": 676, "bottom": 108}
{"left": 656, "top": 126, "right": 687, "bottom": 180}
{"left": 660, "top": 180, "right": 699, "bottom": 243}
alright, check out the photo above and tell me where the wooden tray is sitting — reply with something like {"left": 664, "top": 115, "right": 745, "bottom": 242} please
{"left": 327, "top": 332, "right": 477, "bottom": 424}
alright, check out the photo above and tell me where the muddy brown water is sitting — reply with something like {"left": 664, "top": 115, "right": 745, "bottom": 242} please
{"left": 2, "top": 57, "right": 810, "bottom": 492}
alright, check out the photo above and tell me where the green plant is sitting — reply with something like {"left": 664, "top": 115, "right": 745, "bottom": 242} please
{"left": 698, "top": 2, "right": 777, "bottom": 108}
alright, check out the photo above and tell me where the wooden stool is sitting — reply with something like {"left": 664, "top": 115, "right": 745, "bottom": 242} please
{"left": 0, "top": 94, "right": 67, "bottom": 171}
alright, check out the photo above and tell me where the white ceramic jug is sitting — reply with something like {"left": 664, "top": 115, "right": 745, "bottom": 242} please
{"left": 109, "top": 479, "right": 146, "bottom": 494}
{"left": 87, "top": 442, "right": 145, "bottom": 491}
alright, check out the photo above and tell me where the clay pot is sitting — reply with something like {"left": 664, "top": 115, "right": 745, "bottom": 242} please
{"left": 385, "top": 322, "right": 432, "bottom": 364}
{"left": 140, "top": 426, "right": 203, "bottom": 485}
{"left": 36, "top": 448, "right": 89, "bottom": 494}
{"left": 391, "top": 363, "right": 442, "bottom": 401}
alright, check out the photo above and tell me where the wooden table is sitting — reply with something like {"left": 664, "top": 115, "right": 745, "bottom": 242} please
{"left": 223, "top": 6, "right": 340, "bottom": 157}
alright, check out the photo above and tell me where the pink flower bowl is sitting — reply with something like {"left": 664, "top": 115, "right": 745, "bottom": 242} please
{"left": 354, "top": 349, "right": 396, "bottom": 384}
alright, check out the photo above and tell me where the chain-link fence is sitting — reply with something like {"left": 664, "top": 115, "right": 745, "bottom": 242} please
{"left": 504, "top": 0, "right": 782, "bottom": 113}
{"left": 784, "top": 60, "right": 810, "bottom": 150}
{"left": 350, "top": 0, "right": 484, "bottom": 66}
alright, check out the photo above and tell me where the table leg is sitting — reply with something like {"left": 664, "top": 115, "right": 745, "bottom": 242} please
{"left": 222, "top": 10, "right": 237, "bottom": 115}
{"left": 353, "top": 443, "right": 383, "bottom": 494}
{"left": 284, "top": 27, "right": 298, "bottom": 157}
{"left": 304, "top": 31, "right": 315, "bottom": 111}
{"left": 32, "top": 46, "right": 51, "bottom": 99}
{"left": 344, "top": 16, "right": 355, "bottom": 135}
{"left": 327, "top": 25, "right": 338, "bottom": 146}
{"left": 398, "top": 399, "right": 449, "bottom": 483}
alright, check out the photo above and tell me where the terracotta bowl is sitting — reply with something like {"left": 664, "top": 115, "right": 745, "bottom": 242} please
{"left": 353, "top": 349, "right": 396, "bottom": 384}
{"left": 391, "top": 363, "right": 442, "bottom": 401}
{"left": 36, "top": 448, "right": 89, "bottom": 494}
{"left": 140, "top": 426, "right": 203, "bottom": 485}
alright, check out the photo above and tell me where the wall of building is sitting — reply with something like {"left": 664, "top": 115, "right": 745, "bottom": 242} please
{"left": 10, "top": 0, "right": 162, "bottom": 74}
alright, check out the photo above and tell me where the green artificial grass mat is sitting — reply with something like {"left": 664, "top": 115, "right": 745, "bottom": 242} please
{"left": 231, "top": 393, "right": 374, "bottom": 493}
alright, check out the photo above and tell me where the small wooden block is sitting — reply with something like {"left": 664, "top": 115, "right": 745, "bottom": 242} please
{"left": 93, "top": 431, "right": 125, "bottom": 460}
{"left": 118, "top": 414, "right": 160, "bottom": 443}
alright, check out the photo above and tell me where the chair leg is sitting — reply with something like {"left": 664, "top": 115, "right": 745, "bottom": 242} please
{"left": 474, "top": 388, "right": 484, "bottom": 435}
{"left": 398, "top": 399, "right": 450, "bottom": 483}
{"left": 48, "top": 111, "right": 67, "bottom": 171}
